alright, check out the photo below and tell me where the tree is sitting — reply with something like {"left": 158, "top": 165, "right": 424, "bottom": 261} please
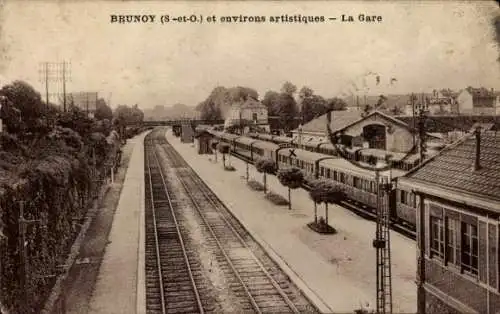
{"left": 276, "top": 93, "right": 299, "bottom": 132}
{"left": 262, "top": 90, "right": 281, "bottom": 116}
{"left": 217, "top": 143, "right": 230, "bottom": 168}
{"left": 326, "top": 97, "right": 347, "bottom": 111}
{"left": 301, "top": 94, "right": 327, "bottom": 124}
{"left": 277, "top": 167, "right": 304, "bottom": 210}
{"left": 281, "top": 81, "right": 297, "bottom": 96}
{"left": 255, "top": 157, "right": 277, "bottom": 194}
{"left": 95, "top": 98, "right": 113, "bottom": 121}
{"left": 298, "top": 86, "right": 314, "bottom": 100}
{"left": 309, "top": 179, "right": 345, "bottom": 231}
{"left": 0, "top": 80, "right": 45, "bottom": 130}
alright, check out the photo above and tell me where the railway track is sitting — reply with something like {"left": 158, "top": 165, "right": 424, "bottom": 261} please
{"left": 144, "top": 130, "right": 319, "bottom": 313}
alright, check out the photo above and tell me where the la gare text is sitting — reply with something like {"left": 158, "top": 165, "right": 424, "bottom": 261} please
{"left": 109, "top": 14, "right": 383, "bottom": 24}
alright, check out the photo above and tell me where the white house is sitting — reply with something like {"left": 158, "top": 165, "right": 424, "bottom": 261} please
{"left": 224, "top": 97, "right": 270, "bottom": 132}
{"left": 456, "top": 87, "right": 500, "bottom": 115}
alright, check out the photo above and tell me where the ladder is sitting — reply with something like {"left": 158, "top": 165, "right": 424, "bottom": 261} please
{"left": 373, "top": 173, "right": 393, "bottom": 314}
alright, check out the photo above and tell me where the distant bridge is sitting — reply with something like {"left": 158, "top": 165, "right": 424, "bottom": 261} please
{"left": 142, "top": 119, "right": 225, "bottom": 127}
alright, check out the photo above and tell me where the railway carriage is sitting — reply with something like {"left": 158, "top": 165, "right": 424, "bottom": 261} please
{"left": 206, "top": 130, "right": 417, "bottom": 231}
{"left": 251, "top": 140, "right": 280, "bottom": 161}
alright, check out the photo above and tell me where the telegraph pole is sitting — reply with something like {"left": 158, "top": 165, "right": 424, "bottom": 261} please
{"left": 416, "top": 104, "right": 428, "bottom": 314}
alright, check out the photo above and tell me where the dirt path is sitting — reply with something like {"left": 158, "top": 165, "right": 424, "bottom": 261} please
{"left": 52, "top": 140, "right": 136, "bottom": 314}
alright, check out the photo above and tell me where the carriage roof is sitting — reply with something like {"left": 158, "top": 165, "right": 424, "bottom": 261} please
{"left": 272, "top": 136, "right": 294, "bottom": 144}
{"left": 277, "top": 147, "right": 326, "bottom": 162}
{"left": 235, "top": 136, "right": 259, "bottom": 146}
{"left": 218, "top": 132, "right": 241, "bottom": 141}
{"left": 253, "top": 140, "right": 280, "bottom": 151}
{"left": 319, "top": 158, "right": 407, "bottom": 179}
{"left": 257, "top": 134, "right": 275, "bottom": 141}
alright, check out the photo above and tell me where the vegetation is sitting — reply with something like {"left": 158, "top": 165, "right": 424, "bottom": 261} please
{"left": 277, "top": 167, "right": 304, "bottom": 210}
{"left": 308, "top": 179, "right": 346, "bottom": 234}
{"left": 0, "top": 80, "right": 138, "bottom": 313}
{"left": 254, "top": 158, "right": 277, "bottom": 194}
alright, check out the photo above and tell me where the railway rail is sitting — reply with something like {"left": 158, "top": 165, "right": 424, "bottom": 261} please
{"left": 144, "top": 129, "right": 319, "bottom": 313}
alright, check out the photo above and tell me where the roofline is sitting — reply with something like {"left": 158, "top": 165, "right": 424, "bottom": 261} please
{"left": 398, "top": 177, "right": 500, "bottom": 214}
{"left": 403, "top": 131, "right": 473, "bottom": 177}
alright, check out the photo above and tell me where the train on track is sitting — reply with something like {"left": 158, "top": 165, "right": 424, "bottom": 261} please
{"left": 201, "top": 128, "right": 418, "bottom": 237}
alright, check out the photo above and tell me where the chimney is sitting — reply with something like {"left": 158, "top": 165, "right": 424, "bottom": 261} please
{"left": 473, "top": 126, "right": 482, "bottom": 171}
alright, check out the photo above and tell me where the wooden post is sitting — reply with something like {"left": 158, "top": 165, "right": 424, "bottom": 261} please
{"left": 417, "top": 193, "right": 426, "bottom": 314}
{"left": 246, "top": 162, "right": 249, "bottom": 182}
{"left": 111, "top": 166, "right": 114, "bottom": 184}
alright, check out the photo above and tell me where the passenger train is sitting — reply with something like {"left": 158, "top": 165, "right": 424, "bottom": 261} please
{"left": 204, "top": 128, "right": 418, "bottom": 233}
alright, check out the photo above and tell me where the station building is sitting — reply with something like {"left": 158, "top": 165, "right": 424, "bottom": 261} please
{"left": 398, "top": 129, "right": 500, "bottom": 314}
{"left": 224, "top": 97, "right": 270, "bottom": 133}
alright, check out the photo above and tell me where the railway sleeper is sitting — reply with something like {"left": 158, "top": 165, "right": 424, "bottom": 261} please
{"left": 166, "top": 305, "right": 199, "bottom": 314}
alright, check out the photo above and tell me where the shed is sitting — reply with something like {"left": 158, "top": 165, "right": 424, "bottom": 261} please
{"left": 195, "top": 130, "right": 214, "bottom": 154}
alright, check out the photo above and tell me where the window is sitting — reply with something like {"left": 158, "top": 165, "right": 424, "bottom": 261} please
{"left": 320, "top": 167, "right": 325, "bottom": 177}
{"left": 333, "top": 171, "right": 338, "bottom": 181}
{"left": 340, "top": 173, "right": 346, "bottom": 184}
{"left": 430, "top": 216, "right": 445, "bottom": 260}
{"left": 353, "top": 177, "right": 361, "bottom": 189}
{"left": 400, "top": 190, "right": 407, "bottom": 204}
{"left": 461, "top": 222, "right": 478, "bottom": 276}
{"left": 252, "top": 113, "right": 258, "bottom": 122}
{"left": 446, "top": 218, "right": 458, "bottom": 265}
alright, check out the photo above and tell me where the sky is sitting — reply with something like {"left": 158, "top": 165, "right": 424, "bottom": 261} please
{"left": 0, "top": 0, "right": 499, "bottom": 110}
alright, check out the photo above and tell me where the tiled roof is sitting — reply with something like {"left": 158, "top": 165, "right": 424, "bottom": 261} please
{"left": 240, "top": 97, "right": 266, "bottom": 109}
{"left": 395, "top": 115, "right": 500, "bottom": 133}
{"left": 405, "top": 131, "right": 500, "bottom": 202}
{"left": 297, "top": 110, "right": 362, "bottom": 134}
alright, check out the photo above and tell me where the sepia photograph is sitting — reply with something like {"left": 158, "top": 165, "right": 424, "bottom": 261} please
{"left": 0, "top": 0, "right": 499, "bottom": 313}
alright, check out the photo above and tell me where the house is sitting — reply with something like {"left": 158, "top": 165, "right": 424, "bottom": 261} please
{"left": 398, "top": 129, "right": 500, "bottom": 314}
{"left": 224, "top": 97, "right": 270, "bottom": 133}
{"left": 456, "top": 87, "right": 500, "bottom": 115}
{"left": 194, "top": 127, "right": 215, "bottom": 154}
{"left": 404, "top": 90, "right": 459, "bottom": 116}
{"left": 291, "top": 110, "right": 362, "bottom": 143}
{"left": 292, "top": 110, "right": 444, "bottom": 170}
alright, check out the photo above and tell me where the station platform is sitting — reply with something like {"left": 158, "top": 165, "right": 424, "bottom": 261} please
{"left": 87, "top": 132, "right": 148, "bottom": 314}
{"left": 165, "top": 130, "right": 417, "bottom": 313}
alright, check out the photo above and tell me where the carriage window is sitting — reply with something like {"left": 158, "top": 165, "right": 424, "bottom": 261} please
{"left": 333, "top": 171, "right": 338, "bottom": 181}
{"left": 340, "top": 173, "right": 345, "bottom": 183}
{"left": 353, "top": 177, "right": 360, "bottom": 188}
{"left": 326, "top": 169, "right": 331, "bottom": 178}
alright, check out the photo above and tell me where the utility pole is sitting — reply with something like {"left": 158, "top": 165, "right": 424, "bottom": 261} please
{"left": 416, "top": 105, "right": 428, "bottom": 314}
{"left": 373, "top": 170, "right": 393, "bottom": 314}
{"left": 326, "top": 109, "right": 396, "bottom": 314}
{"left": 62, "top": 61, "right": 67, "bottom": 112}
{"left": 417, "top": 106, "right": 427, "bottom": 165}
{"left": 39, "top": 61, "right": 71, "bottom": 113}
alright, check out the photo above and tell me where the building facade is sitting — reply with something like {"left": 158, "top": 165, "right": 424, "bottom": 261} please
{"left": 224, "top": 97, "right": 270, "bottom": 133}
{"left": 398, "top": 129, "right": 500, "bottom": 314}
{"left": 457, "top": 87, "right": 500, "bottom": 115}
